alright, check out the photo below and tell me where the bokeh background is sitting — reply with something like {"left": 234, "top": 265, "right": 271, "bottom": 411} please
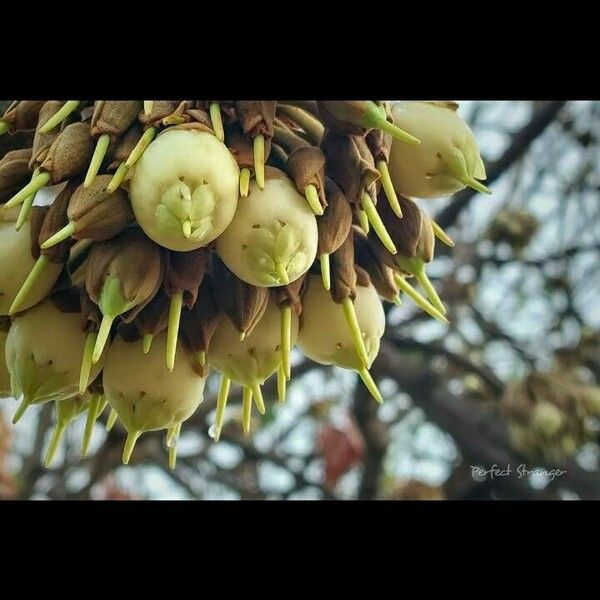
{"left": 2, "top": 100, "right": 599, "bottom": 500}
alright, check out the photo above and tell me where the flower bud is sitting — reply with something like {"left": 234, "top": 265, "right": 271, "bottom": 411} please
{"left": 0, "top": 148, "right": 32, "bottom": 201}
{"left": 1, "top": 101, "right": 46, "bottom": 133}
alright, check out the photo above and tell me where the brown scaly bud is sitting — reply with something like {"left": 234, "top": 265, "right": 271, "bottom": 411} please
{"left": 0, "top": 148, "right": 32, "bottom": 201}
{"left": 180, "top": 275, "right": 221, "bottom": 372}
{"left": 317, "top": 101, "right": 420, "bottom": 146}
{"left": 29, "top": 101, "right": 62, "bottom": 169}
{"left": 41, "top": 122, "right": 95, "bottom": 183}
{"left": 212, "top": 257, "right": 269, "bottom": 340}
{"left": 85, "top": 228, "right": 163, "bottom": 364}
{"left": 366, "top": 126, "right": 393, "bottom": 164}
{"left": 354, "top": 229, "right": 398, "bottom": 303}
{"left": 108, "top": 123, "right": 143, "bottom": 171}
{"left": 330, "top": 230, "right": 357, "bottom": 305}
{"left": 287, "top": 145, "right": 327, "bottom": 212}
{"left": 91, "top": 101, "right": 141, "bottom": 140}
{"left": 1, "top": 101, "right": 46, "bottom": 134}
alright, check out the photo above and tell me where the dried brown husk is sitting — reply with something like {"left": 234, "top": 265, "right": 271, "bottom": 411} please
{"left": 131, "top": 288, "right": 170, "bottom": 339}
{"left": 273, "top": 274, "right": 307, "bottom": 316}
{"left": 108, "top": 123, "right": 143, "bottom": 170}
{"left": 317, "top": 101, "right": 369, "bottom": 137}
{"left": 138, "top": 101, "right": 180, "bottom": 128}
{"left": 354, "top": 230, "right": 398, "bottom": 302}
{"left": 29, "top": 101, "right": 63, "bottom": 169}
{"left": 330, "top": 230, "right": 357, "bottom": 304}
{"left": 225, "top": 122, "right": 256, "bottom": 170}
{"left": 235, "top": 101, "right": 277, "bottom": 139}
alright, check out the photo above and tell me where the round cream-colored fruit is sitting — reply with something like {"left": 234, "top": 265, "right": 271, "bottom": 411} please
{"left": 5, "top": 299, "right": 105, "bottom": 404}
{"left": 208, "top": 298, "right": 298, "bottom": 387}
{"left": 216, "top": 168, "right": 318, "bottom": 287}
{"left": 0, "top": 207, "right": 63, "bottom": 315}
{"left": 129, "top": 128, "right": 240, "bottom": 251}
{"left": 0, "top": 328, "right": 11, "bottom": 397}
{"left": 103, "top": 332, "right": 207, "bottom": 434}
{"left": 388, "top": 101, "right": 486, "bottom": 199}
{"left": 298, "top": 276, "right": 385, "bottom": 370}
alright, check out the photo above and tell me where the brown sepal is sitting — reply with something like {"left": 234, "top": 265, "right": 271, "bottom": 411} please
{"left": 235, "top": 101, "right": 277, "bottom": 139}
{"left": 163, "top": 248, "right": 209, "bottom": 306}
{"left": 2, "top": 101, "right": 46, "bottom": 133}
{"left": 354, "top": 230, "right": 397, "bottom": 302}
{"left": 317, "top": 177, "right": 353, "bottom": 255}
{"left": 273, "top": 274, "right": 306, "bottom": 316}
{"left": 29, "top": 101, "right": 62, "bottom": 169}
{"left": 330, "top": 230, "right": 357, "bottom": 304}
{"left": 287, "top": 146, "right": 327, "bottom": 208}
{"left": 108, "top": 123, "right": 143, "bottom": 170}
{"left": 316, "top": 101, "right": 369, "bottom": 137}
{"left": 0, "top": 148, "right": 33, "bottom": 201}
{"left": 29, "top": 206, "right": 48, "bottom": 260}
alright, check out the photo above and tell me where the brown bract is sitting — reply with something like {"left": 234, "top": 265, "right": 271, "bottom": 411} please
{"left": 131, "top": 289, "right": 170, "bottom": 339}
{"left": 317, "top": 101, "right": 369, "bottom": 137}
{"left": 366, "top": 126, "right": 393, "bottom": 164}
{"left": 138, "top": 101, "right": 180, "bottom": 128}
{"left": 274, "top": 275, "right": 306, "bottom": 316}
{"left": 41, "top": 122, "right": 95, "bottom": 183}
{"left": 354, "top": 230, "right": 397, "bottom": 302}
{"left": 226, "top": 122, "right": 257, "bottom": 170}
{"left": 68, "top": 175, "right": 133, "bottom": 241}
{"left": 108, "top": 123, "right": 142, "bottom": 170}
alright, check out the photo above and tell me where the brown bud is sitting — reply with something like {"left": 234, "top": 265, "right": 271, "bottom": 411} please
{"left": 38, "top": 180, "right": 79, "bottom": 263}
{"left": 133, "top": 289, "right": 170, "bottom": 338}
{"left": 79, "top": 290, "right": 102, "bottom": 332}
{"left": 138, "top": 101, "right": 180, "bottom": 128}
{"left": 317, "top": 177, "right": 353, "bottom": 255}
{"left": 163, "top": 248, "right": 209, "bottom": 306}
{"left": 68, "top": 175, "right": 133, "bottom": 241}
{"left": 29, "top": 101, "right": 62, "bottom": 169}
{"left": 1, "top": 101, "right": 46, "bottom": 133}
{"left": 85, "top": 228, "right": 163, "bottom": 323}
{"left": 369, "top": 192, "right": 434, "bottom": 267}
{"left": 330, "top": 230, "right": 357, "bottom": 304}
{"left": 366, "top": 126, "right": 393, "bottom": 164}
{"left": 91, "top": 101, "right": 141, "bottom": 140}
{"left": 108, "top": 123, "right": 142, "bottom": 170}
{"left": 41, "top": 122, "right": 95, "bottom": 183}
{"left": 29, "top": 206, "right": 48, "bottom": 260}
{"left": 354, "top": 230, "right": 398, "bottom": 302}
{"left": 321, "top": 131, "right": 379, "bottom": 205}
{"left": 287, "top": 146, "right": 327, "bottom": 208}
{"left": 180, "top": 275, "right": 221, "bottom": 355}
{"left": 273, "top": 275, "right": 306, "bottom": 316}
{"left": 235, "top": 101, "right": 277, "bottom": 139}
{"left": 226, "top": 122, "right": 255, "bottom": 169}
{"left": 0, "top": 148, "right": 32, "bottom": 201}
{"left": 212, "top": 258, "right": 269, "bottom": 338}
{"left": 317, "top": 101, "right": 369, "bottom": 137}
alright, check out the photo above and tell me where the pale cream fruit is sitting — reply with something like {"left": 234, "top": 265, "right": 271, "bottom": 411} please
{"left": 0, "top": 207, "right": 63, "bottom": 315}
{"left": 298, "top": 276, "right": 385, "bottom": 371}
{"left": 0, "top": 328, "right": 10, "bottom": 397}
{"left": 103, "top": 332, "right": 206, "bottom": 437}
{"left": 216, "top": 168, "right": 318, "bottom": 287}
{"left": 5, "top": 300, "right": 106, "bottom": 421}
{"left": 129, "top": 128, "right": 240, "bottom": 251}
{"left": 388, "top": 101, "right": 489, "bottom": 199}
{"left": 208, "top": 297, "right": 298, "bottom": 388}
